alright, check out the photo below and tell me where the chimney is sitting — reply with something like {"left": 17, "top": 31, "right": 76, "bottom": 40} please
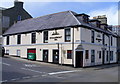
{"left": 14, "top": 0, "right": 24, "bottom": 8}
{"left": 89, "top": 19, "right": 101, "bottom": 28}
{"left": 93, "top": 15, "right": 107, "bottom": 24}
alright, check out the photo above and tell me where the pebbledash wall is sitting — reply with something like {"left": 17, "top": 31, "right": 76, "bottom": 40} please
{"left": 3, "top": 11, "right": 117, "bottom": 67}
{"left": 3, "top": 27, "right": 117, "bottom": 67}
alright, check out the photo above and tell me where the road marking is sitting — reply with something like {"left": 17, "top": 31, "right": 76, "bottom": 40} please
{"left": 0, "top": 62, "right": 11, "bottom": 66}
{"left": 21, "top": 68, "right": 46, "bottom": 74}
{"left": 32, "top": 75, "right": 40, "bottom": 78}
{"left": 22, "top": 76, "right": 30, "bottom": 79}
{"left": 24, "top": 64, "right": 37, "bottom": 67}
{"left": 1, "top": 80, "right": 8, "bottom": 82}
{"left": 11, "top": 78, "right": 20, "bottom": 81}
{"left": 48, "top": 70, "right": 81, "bottom": 75}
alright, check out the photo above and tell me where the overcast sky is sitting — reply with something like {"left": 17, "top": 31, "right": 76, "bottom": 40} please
{"left": 0, "top": 0, "right": 119, "bottom": 25}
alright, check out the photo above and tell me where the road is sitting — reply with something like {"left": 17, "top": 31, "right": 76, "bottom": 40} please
{"left": 1, "top": 55, "right": 119, "bottom": 83}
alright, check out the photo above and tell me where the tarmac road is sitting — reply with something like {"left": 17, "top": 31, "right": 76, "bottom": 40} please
{"left": 1, "top": 55, "right": 119, "bottom": 83}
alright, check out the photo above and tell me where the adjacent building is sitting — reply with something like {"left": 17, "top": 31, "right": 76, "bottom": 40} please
{"left": 2, "top": 0, "right": 32, "bottom": 33}
{"left": 111, "top": 25, "right": 120, "bottom": 62}
{"left": 3, "top": 11, "right": 117, "bottom": 67}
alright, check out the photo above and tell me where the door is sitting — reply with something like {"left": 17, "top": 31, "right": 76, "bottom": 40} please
{"left": 27, "top": 49, "right": 36, "bottom": 60}
{"left": 75, "top": 51, "right": 83, "bottom": 67}
{"left": 17, "top": 50, "right": 20, "bottom": 57}
{"left": 102, "top": 50, "right": 105, "bottom": 64}
{"left": 53, "top": 50, "right": 59, "bottom": 64}
{"left": 43, "top": 50, "right": 48, "bottom": 62}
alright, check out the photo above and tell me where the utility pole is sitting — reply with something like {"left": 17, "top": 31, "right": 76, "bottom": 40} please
{"left": 72, "top": 28, "right": 75, "bottom": 67}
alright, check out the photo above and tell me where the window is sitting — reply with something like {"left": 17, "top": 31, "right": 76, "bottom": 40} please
{"left": 65, "top": 28, "right": 71, "bottom": 42}
{"left": 111, "top": 36, "right": 113, "bottom": 46}
{"left": 67, "top": 50, "right": 72, "bottom": 59}
{"left": 43, "top": 31, "right": 48, "bottom": 43}
{"left": 17, "top": 50, "right": 20, "bottom": 56}
{"left": 17, "top": 34, "right": 21, "bottom": 44}
{"left": 6, "top": 36, "right": 9, "bottom": 45}
{"left": 99, "top": 51, "right": 101, "bottom": 59}
{"left": 110, "top": 51, "right": 113, "bottom": 61}
{"left": 18, "top": 15, "right": 21, "bottom": 21}
{"left": 31, "top": 32, "right": 36, "bottom": 44}
{"left": 6, "top": 50, "right": 9, "bottom": 55}
{"left": 83, "top": 16, "right": 88, "bottom": 23}
{"left": 102, "top": 34, "right": 105, "bottom": 45}
{"left": 91, "top": 50, "right": 95, "bottom": 63}
{"left": 91, "top": 31, "right": 95, "bottom": 43}
{"left": 106, "top": 51, "right": 109, "bottom": 61}
{"left": 85, "top": 50, "right": 89, "bottom": 59}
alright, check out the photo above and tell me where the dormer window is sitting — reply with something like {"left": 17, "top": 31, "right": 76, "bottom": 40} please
{"left": 75, "top": 13, "right": 89, "bottom": 23}
{"left": 89, "top": 19, "right": 100, "bottom": 28}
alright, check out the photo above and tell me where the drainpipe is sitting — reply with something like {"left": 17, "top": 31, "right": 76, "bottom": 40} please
{"left": 61, "top": 44, "right": 63, "bottom": 66}
{"left": 108, "top": 35, "right": 111, "bottom": 64}
{"left": 72, "top": 27, "right": 75, "bottom": 67}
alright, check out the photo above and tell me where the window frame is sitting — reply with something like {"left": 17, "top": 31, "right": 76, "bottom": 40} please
{"left": 43, "top": 31, "right": 48, "bottom": 43}
{"left": 91, "top": 30, "right": 95, "bottom": 43}
{"left": 31, "top": 32, "right": 36, "bottom": 44}
{"left": 99, "top": 51, "right": 101, "bottom": 59}
{"left": 91, "top": 50, "right": 95, "bottom": 63}
{"left": 17, "top": 34, "right": 21, "bottom": 44}
{"left": 85, "top": 50, "right": 89, "bottom": 59}
{"left": 67, "top": 50, "right": 72, "bottom": 59}
{"left": 65, "top": 28, "right": 71, "bottom": 42}
{"left": 6, "top": 36, "right": 9, "bottom": 45}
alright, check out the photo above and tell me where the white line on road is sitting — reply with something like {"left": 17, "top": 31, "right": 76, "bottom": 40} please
{"left": 32, "top": 75, "right": 40, "bottom": 78}
{"left": 11, "top": 78, "right": 20, "bottom": 81}
{"left": 48, "top": 70, "right": 81, "bottom": 75}
{"left": 21, "top": 68, "right": 46, "bottom": 74}
{"left": 1, "top": 80, "right": 8, "bottom": 82}
{"left": 0, "top": 62, "right": 11, "bottom": 66}
{"left": 22, "top": 76, "right": 30, "bottom": 79}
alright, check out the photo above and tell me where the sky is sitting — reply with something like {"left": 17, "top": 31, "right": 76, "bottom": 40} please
{"left": 0, "top": 0, "right": 119, "bottom": 25}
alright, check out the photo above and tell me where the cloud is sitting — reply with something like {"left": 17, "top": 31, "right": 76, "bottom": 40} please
{"left": 89, "top": 6, "right": 118, "bottom": 25}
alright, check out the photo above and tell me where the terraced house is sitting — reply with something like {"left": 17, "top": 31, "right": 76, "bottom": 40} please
{"left": 3, "top": 11, "right": 117, "bottom": 67}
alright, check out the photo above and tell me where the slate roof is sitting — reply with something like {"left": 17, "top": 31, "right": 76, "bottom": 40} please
{"left": 3, "top": 10, "right": 117, "bottom": 37}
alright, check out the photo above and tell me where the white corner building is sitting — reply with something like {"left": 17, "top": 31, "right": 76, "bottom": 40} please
{"left": 3, "top": 11, "right": 117, "bottom": 67}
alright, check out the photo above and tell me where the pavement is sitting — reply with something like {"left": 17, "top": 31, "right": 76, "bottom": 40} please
{"left": 1, "top": 55, "right": 119, "bottom": 83}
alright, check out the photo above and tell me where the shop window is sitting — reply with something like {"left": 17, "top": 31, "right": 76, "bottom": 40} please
{"left": 91, "top": 50, "right": 95, "bottom": 63}
{"left": 67, "top": 50, "right": 72, "bottom": 59}
{"left": 99, "top": 51, "right": 101, "bottom": 59}
{"left": 31, "top": 32, "right": 36, "bottom": 44}
{"left": 106, "top": 51, "right": 109, "bottom": 61}
{"left": 110, "top": 51, "right": 113, "bottom": 61}
{"left": 17, "top": 50, "right": 20, "bottom": 56}
{"left": 43, "top": 31, "right": 48, "bottom": 43}
{"left": 65, "top": 28, "right": 71, "bottom": 42}
{"left": 85, "top": 50, "right": 89, "bottom": 59}
{"left": 6, "top": 50, "right": 9, "bottom": 55}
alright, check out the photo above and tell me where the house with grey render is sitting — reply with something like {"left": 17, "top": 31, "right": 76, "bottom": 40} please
{"left": 3, "top": 11, "right": 117, "bottom": 67}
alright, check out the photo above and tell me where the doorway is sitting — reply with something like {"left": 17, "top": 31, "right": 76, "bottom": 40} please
{"left": 102, "top": 50, "right": 105, "bottom": 64}
{"left": 43, "top": 50, "right": 48, "bottom": 62}
{"left": 53, "top": 50, "right": 59, "bottom": 64}
{"left": 75, "top": 51, "right": 83, "bottom": 67}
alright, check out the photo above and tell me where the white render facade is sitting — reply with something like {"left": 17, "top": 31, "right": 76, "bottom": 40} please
{"left": 3, "top": 27, "right": 117, "bottom": 67}
{"left": 3, "top": 11, "right": 117, "bottom": 67}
